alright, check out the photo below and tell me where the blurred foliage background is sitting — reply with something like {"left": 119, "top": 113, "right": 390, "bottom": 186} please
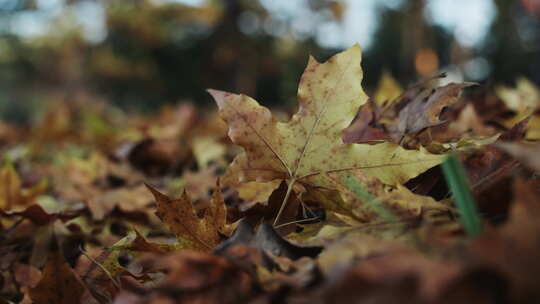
{"left": 0, "top": 0, "right": 539, "bottom": 122}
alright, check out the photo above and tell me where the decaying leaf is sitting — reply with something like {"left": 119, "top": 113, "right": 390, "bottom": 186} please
{"left": 209, "top": 45, "right": 444, "bottom": 223}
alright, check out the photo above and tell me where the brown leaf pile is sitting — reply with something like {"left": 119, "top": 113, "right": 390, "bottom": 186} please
{"left": 0, "top": 46, "right": 539, "bottom": 304}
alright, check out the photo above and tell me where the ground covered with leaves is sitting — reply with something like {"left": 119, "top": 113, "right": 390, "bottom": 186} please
{"left": 1, "top": 46, "right": 540, "bottom": 304}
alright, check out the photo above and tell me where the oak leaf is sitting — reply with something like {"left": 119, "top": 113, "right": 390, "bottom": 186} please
{"left": 209, "top": 45, "right": 444, "bottom": 221}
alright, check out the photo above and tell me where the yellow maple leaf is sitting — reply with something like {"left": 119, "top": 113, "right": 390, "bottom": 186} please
{"left": 208, "top": 45, "right": 444, "bottom": 224}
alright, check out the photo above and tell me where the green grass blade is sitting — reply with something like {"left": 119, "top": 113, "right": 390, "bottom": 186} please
{"left": 442, "top": 154, "right": 483, "bottom": 237}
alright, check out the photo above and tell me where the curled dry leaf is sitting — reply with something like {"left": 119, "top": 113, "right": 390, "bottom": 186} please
{"left": 209, "top": 45, "right": 444, "bottom": 223}
{"left": 390, "top": 82, "right": 476, "bottom": 137}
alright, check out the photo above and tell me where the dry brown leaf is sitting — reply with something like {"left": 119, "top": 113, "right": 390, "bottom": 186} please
{"left": 390, "top": 82, "right": 476, "bottom": 137}
{"left": 342, "top": 104, "right": 391, "bottom": 144}
{"left": 29, "top": 250, "right": 85, "bottom": 304}
{"left": 145, "top": 183, "right": 229, "bottom": 251}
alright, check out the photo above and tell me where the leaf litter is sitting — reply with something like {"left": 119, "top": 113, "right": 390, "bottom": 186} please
{"left": 0, "top": 46, "right": 539, "bottom": 303}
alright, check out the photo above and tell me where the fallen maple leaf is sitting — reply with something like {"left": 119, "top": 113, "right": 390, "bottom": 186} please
{"left": 209, "top": 45, "right": 444, "bottom": 224}
{"left": 145, "top": 182, "right": 229, "bottom": 251}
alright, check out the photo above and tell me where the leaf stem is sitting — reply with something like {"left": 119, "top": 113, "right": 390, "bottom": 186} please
{"left": 274, "top": 216, "right": 320, "bottom": 229}
{"left": 273, "top": 178, "right": 296, "bottom": 226}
